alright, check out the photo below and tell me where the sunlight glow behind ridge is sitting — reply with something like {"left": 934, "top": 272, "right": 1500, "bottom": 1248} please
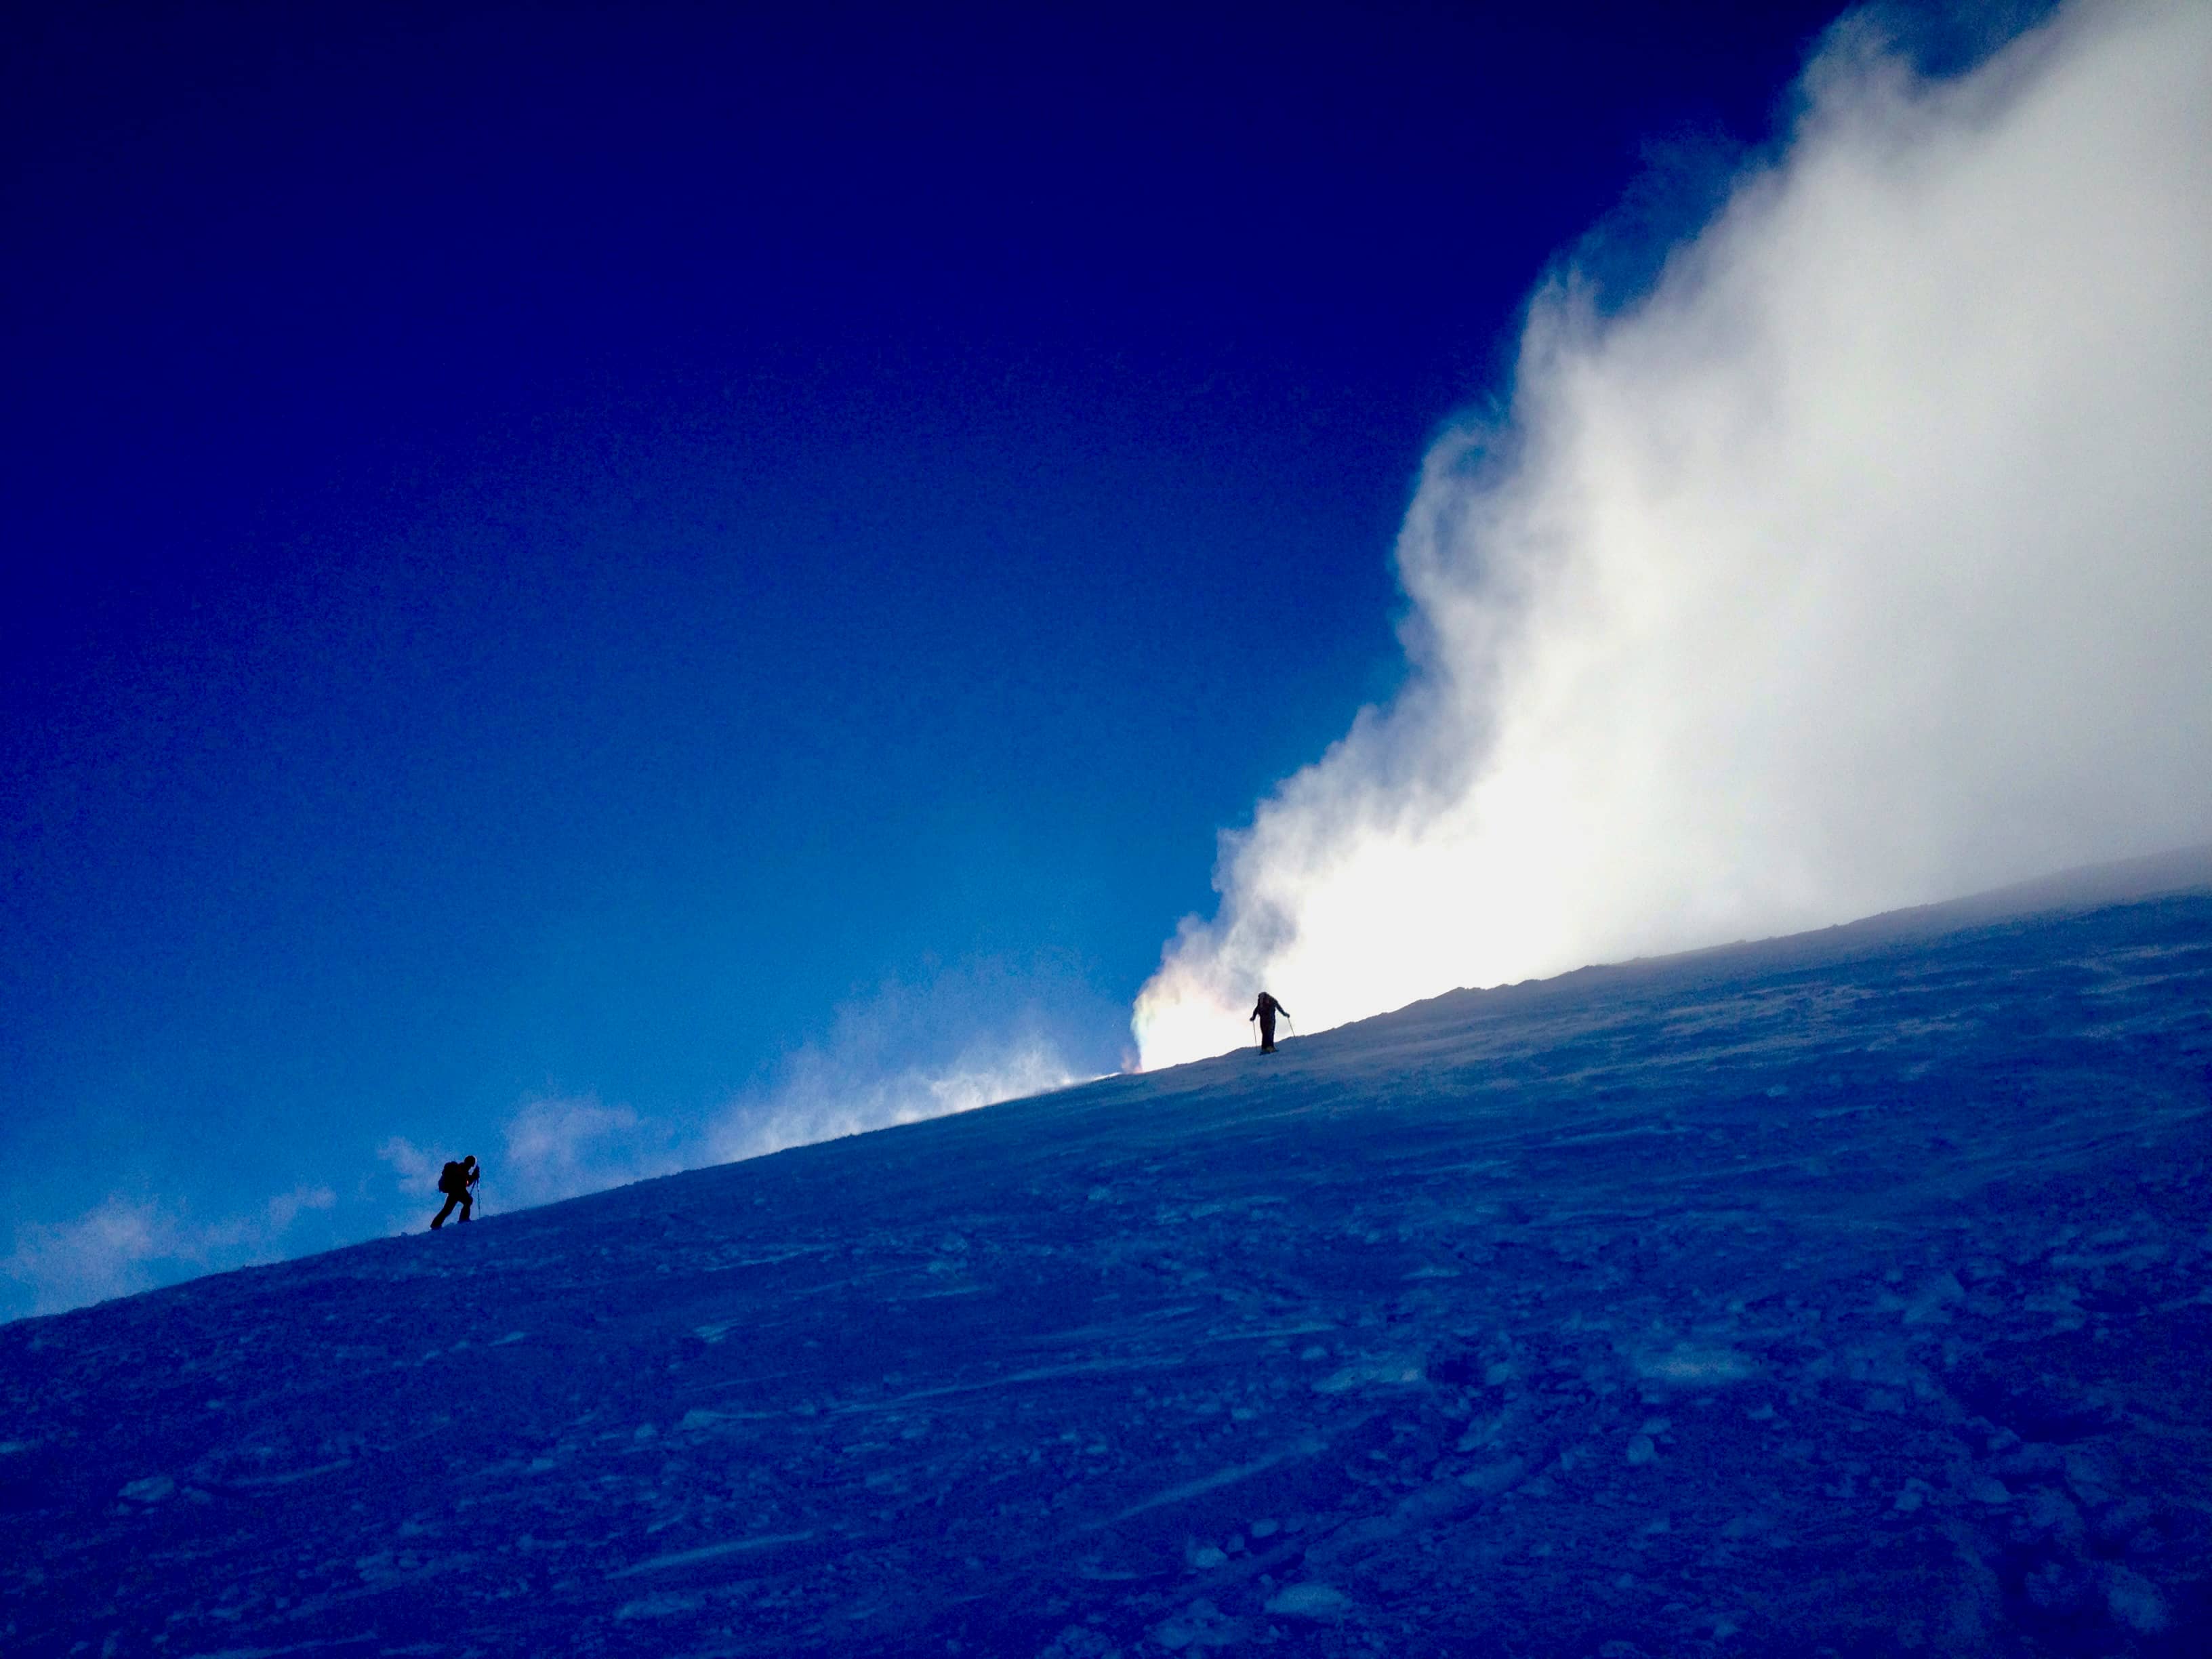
{"left": 1134, "top": 0, "right": 2212, "bottom": 1069}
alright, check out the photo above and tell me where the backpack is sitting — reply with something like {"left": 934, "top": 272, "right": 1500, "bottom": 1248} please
{"left": 438, "top": 1161, "right": 466, "bottom": 1196}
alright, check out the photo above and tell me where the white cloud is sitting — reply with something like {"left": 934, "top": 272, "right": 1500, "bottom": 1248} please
{"left": 1135, "top": 0, "right": 2212, "bottom": 1068}
{"left": 3, "top": 1186, "right": 336, "bottom": 1319}
{"left": 377, "top": 1134, "right": 444, "bottom": 1194}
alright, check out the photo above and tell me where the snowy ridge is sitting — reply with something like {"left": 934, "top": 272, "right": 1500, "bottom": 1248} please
{"left": 4, "top": 861, "right": 2211, "bottom": 1656}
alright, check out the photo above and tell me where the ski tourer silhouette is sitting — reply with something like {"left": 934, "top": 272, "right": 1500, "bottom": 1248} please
{"left": 1250, "top": 991, "right": 1289, "bottom": 1053}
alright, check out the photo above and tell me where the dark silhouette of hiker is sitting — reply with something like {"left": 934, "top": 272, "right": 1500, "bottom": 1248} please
{"left": 1250, "top": 991, "right": 1289, "bottom": 1052}
{"left": 430, "top": 1155, "right": 478, "bottom": 1229}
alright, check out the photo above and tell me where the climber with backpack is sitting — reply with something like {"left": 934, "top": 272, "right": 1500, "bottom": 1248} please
{"left": 430, "top": 1155, "right": 479, "bottom": 1229}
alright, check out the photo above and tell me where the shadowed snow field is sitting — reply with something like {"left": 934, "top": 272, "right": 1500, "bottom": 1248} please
{"left": 5, "top": 852, "right": 2211, "bottom": 1656}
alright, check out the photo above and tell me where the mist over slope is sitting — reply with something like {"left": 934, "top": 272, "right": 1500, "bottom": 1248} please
{"left": 1135, "top": 0, "right": 2212, "bottom": 1069}
{"left": 5, "top": 855, "right": 2211, "bottom": 1656}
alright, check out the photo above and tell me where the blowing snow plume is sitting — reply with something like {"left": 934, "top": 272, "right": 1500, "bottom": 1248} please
{"left": 1134, "top": 0, "right": 2212, "bottom": 1070}
{"left": 704, "top": 963, "right": 1093, "bottom": 1165}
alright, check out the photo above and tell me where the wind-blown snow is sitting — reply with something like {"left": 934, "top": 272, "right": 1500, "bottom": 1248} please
{"left": 705, "top": 1028, "right": 1082, "bottom": 1166}
{"left": 4, "top": 851, "right": 2209, "bottom": 1655}
{"left": 1135, "top": 0, "right": 2212, "bottom": 1069}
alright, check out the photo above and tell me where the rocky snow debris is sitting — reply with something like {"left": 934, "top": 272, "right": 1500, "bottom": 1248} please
{"left": 1720, "top": 1513, "right": 1778, "bottom": 1542}
{"left": 1991, "top": 1441, "right": 2064, "bottom": 1483}
{"left": 2024, "top": 1559, "right": 2096, "bottom": 1617}
{"left": 2101, "top": 1563, "right": 2172, "bottom": 1635}
{"left": 1635, "top": 1346, "right": 1753, "bottom": 1385}
{"left": 1040, "top": 1626, "right": 1120, "bottom": 1659}
{"left": 615, "top": 1593, "right": 702, "bottom": 1621}
{"left": 2062, "top": 1448, "right": 2117, "bottom": 1504}
{"left": 1313, "top": 1357, "right": 1423, "bottom": 1393}
{"left": 2014, "top": 1486, "right": 2085, "bottom": 1544}
{"left": 1902, "top": 1272, "right": 1967, "bottom": 1324}
{"left": 1264, "top": 1582, "right": 1350, "bottom": 1620}
{"left": 1625, "top": 1435, "right": 1658, "bottom": 1467}
{"left": 1151, "top": 1598, "right": 1242, "bottom": 1650}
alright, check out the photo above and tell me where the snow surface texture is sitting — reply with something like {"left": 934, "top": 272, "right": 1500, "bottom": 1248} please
{"left": 4, "top": 857, "right": 2211, "bottom": 1657}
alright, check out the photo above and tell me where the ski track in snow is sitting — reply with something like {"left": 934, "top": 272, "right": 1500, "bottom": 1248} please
{"left": 4, "top": 869, "right": 2211, "bottom": 1656}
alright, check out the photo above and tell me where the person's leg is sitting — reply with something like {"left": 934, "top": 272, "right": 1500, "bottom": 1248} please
{"left": 431, "top": 1193, "right": 459, "bottom": 1229}
{"left": 458, "top": 1192, "right": 473, "bottom": 1223}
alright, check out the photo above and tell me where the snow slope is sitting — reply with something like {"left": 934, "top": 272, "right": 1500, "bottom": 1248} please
{"left": 5, "top": 854, "right": 2211, "bottom": 1658}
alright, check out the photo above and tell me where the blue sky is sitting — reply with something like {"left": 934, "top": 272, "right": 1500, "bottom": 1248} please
{"left": 3, "top": 0, "right": 1906, "bottom": 1315}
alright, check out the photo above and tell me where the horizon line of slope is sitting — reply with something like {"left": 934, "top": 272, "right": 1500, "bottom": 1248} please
{"left": 5, "top": 838, "right": 2209, "bottom": 1337}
